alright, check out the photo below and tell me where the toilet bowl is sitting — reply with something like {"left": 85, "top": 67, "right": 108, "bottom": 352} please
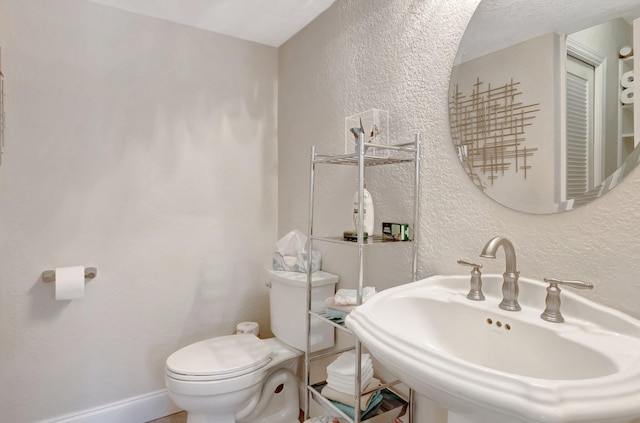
{"left": 166, "top": 335, "right": 302, "bottom": 423}
{"left": 165, "top": 269, "right": 339, "bottom": 423}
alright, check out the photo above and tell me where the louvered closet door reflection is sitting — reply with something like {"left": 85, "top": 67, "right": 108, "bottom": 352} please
{"left": 566, "top": 55, "right": 595, "bottom": 198}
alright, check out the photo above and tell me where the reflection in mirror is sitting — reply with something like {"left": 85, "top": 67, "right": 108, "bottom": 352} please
{"left": 449, "top": 0, "right": 640, "bottom": 214}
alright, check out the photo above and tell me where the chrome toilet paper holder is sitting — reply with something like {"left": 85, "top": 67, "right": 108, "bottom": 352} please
{"left": 42, "top": 267, "right": 98, "bottom": 283}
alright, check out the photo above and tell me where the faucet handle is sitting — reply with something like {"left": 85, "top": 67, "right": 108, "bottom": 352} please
{"left": 543, "top": 277, "right": 594, "bottom": 290}
{"left": 457, "top": 259, "right": 485, "bottom": 301}
{"left": 457, "top": 259, "right": 482, "bottom": 269}
{"left": 541, "top": 277, "right": 594, "bottom": 323}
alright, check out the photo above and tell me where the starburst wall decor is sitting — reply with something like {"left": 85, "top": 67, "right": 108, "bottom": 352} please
{"left": 449, "top": 77, "right": 540, "bottom": 191}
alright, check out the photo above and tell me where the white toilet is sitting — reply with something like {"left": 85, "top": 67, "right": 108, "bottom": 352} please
{"left": 165, "top": 269, "right": 339, "bottom": 423}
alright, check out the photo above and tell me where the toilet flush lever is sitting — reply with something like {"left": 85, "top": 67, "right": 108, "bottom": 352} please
{"left": 457, "top": 259, "right": 485, "bottom": 301}
{"left": 541, "top": 277, "right": 594, "bottom": 323}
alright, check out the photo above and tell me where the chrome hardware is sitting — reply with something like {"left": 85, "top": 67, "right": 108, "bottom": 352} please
{"left": 541, "top": 277, "right": 594, "bottom": 323}
{"left": 457, "top": 259, "right": 485, "bottom": 301}
{"left": 42, "top": 267, "right": 97, "bottom": 283}
{"left": 480, "top": 236, "right": 521, "bottom": 311}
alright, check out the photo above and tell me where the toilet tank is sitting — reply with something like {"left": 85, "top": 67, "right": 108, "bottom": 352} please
{"left": 265, "top": 268, "right": 338, "bottom": 352}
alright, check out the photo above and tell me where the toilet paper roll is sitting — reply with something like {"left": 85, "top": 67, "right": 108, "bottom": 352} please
{"left": 621, "top": 70, "right": 635, "bottom": 88}
{"left": 236, "top": 321, "right": 259, "bottom": 336}
{"left": 55, "top": 266, "right": 85, "bottom": 300}
{"left": 620, "top": 45, "right": 633, "bottom": 58}
{"left": 621, "top": 88, "right": 635, "bottom": 105}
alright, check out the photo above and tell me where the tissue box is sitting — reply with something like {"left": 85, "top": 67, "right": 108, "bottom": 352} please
{"left": 272, "top": 229, "right": 322, "bottom": 272}
{"left": 272, "top": 250, "right": 322, "bottom": 272}
{"left": 345, "top": 109, "right": 390, "bottom": 157}
{"left": 382, "top": 222, "right": 410, "bottom": 241}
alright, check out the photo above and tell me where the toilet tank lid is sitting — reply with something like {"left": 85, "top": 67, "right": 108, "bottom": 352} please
{"left": 265, "top": 268, "right": 338, "bottom": 287}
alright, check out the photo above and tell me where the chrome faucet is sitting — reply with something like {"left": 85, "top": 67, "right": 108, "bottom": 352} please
{"left": 480, "top": 236, "right": 521, "bottom": 311}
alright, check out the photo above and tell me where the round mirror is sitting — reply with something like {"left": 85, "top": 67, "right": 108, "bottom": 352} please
{"left": 449, "top": 0, "right": 640, "bottom": 213}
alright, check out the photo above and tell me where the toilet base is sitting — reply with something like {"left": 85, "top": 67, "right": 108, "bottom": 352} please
{"left": 167, "top": 338, "right": 302, "bottom": 423}
{"left": 237, "top": 369, "right": 299, "bottom": 423}
{"left": 180, "top": 368, "right": 300, "bottom": 423}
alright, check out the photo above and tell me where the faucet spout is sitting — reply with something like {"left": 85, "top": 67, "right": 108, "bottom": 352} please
{"left": 480, "top": 236, "right": 521, "bottom": 311}
{"left": 480, "top": 236, "right": 517, "bottom": 273}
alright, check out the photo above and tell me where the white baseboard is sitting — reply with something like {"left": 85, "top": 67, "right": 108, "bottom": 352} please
{"left": 39, "top": 389, "right": 182, "bottom": 423}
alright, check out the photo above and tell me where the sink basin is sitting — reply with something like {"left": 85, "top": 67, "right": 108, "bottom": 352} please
{"left": 346, "top": 275, "right": 640, "bottom": 423}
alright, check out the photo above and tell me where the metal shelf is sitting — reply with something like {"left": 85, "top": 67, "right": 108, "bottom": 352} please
{"left": 312, "top": 142, "right": 418, "bottom": 167}
{"left": 304, "top": 134, "right": 420, "bottom": 423}
{"left": 310, "top": 234, "right": 414, "bottom": 246}
{"left": 309, "top": 382, "right": 408, "bottom": 423}
{"left": 309, "top": 310, "right": 352, "bottom": 334}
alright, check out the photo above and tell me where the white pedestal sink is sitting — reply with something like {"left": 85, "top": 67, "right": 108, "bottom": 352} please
{"left": 346, "top": 275, "right": 640, "bottom": 423}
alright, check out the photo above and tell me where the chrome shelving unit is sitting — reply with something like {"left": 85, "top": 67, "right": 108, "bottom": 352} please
{"left": 304, "top": 135, "right": 420, "bottom": 423}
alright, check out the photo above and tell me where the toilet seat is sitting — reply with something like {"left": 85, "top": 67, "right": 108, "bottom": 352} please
{"left": 166, "top": 334, "right": 272, "bottom": 382}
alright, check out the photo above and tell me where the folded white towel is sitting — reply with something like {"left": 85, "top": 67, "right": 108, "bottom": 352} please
{"left": 322, "top": 378, "right": 381, "bottom": 411}
{"left": 327, "top": 368, "right": 374, "bottom": 395}
{"left": 326, "top": 352, "right": 374, "bottom": 395}
{"left": 334, "top": 287, "right": 376, "bottom": 305}
{"left": 324, "top": 297, "right": 358, "bottom": 312}
{"left": 327, "top": 366, "right": 373, "bottom": 385}
{"left": 327, "top": 352, "right": 372, "bottom": 376}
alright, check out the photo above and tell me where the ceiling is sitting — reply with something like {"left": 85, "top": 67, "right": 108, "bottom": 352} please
{"left": 89, "top": 0, "right": 337, "bottom": 47}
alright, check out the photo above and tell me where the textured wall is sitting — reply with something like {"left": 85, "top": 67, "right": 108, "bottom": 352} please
{"left": 279, "top": 0, "right": 640, "bottom": 418}
{"left": 280, "top": 0, "right": 640, "bottom": 316}
{"left": 0, "top": 1, "right": 278, "bottom": 421}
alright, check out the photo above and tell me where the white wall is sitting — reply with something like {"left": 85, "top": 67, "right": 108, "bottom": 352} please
{"left": 452, "top": 33, "right": 559, "bottom": 211}
{"left": 279, "top": 0, "right": 640, "bottom": 418}
{"left": 0, "top": 1, "right": 278, "bottom": 421}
